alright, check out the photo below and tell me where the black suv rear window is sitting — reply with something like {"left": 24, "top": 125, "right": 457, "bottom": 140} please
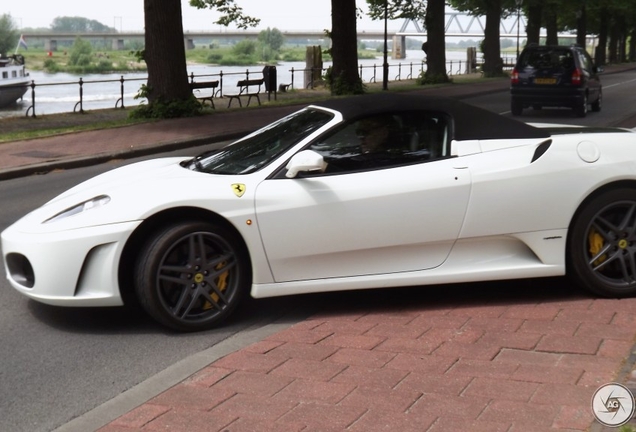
{"left": 519, "top": 48, "right": 575, "bottom": 70}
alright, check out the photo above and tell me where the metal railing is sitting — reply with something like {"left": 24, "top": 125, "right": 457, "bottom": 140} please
{"left": 13, "top": 56, "right": 516, "bottom": 118}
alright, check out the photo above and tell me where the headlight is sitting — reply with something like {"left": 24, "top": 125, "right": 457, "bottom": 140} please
{"left": 44, "top": 195, "right": 111, "bottom": 224}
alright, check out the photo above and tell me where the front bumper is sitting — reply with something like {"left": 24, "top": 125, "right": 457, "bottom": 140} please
{"left": 2, "top": 221, "right": 141, "bottom": 306}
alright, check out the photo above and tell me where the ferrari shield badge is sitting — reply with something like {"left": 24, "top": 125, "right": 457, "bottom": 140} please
{"left": 232, "top": 183, "right": 246, "bottom": 197}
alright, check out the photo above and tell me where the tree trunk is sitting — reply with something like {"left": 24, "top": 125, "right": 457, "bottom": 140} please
{"left": 595, "top": 7, "right": 608, "bottom": 65}
{"left": 525, "top": 1, "right": 542, "bottom": 46}
{"left": 576, "top": 5, "right": 586, "bottom": 48}
{"left": 482, "top": 0, "right": 502, "bottom": 77}
{"left": 630, "top": 27, "right": 636, "bottom": 62}
{"left": 330, "top": 0, "right": 361, "bottom": 94}
{"left": 609, "top": 15, "right": 619, "bottom": 64}
{"left": 424, "top": 0, "right": 448, "bottom": 81}
{"left": 544, "top": 4, "right": 558, "bottom": 45}
{"left": 144, "top": 0, "right": 190, "bottom": 103}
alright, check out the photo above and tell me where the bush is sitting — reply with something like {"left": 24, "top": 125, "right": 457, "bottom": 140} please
{"left": 207, "top": 53, "right": 223, "bottom": 64}
{"left": 130, "top": 95, "right": 203, "bottom": 119}
{"left": 232, "top": 40, "right": 257, "bottom": 56}
{"left": 68, "top": 37, "right": 93, "bottom": 66}
{"left": 43, "top": 58, "right": 60, "bottom": 73}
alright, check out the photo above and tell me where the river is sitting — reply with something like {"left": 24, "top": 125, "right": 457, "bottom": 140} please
{"left": 0, "top": 50, "right": 482, "bottom": 119}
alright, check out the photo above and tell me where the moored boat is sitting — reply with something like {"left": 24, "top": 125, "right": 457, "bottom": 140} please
{"left": 0, "top": 54, "right": 30, "bottom": 107}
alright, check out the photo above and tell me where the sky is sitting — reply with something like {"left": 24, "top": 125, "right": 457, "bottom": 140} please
{"left": 4, "top": 0, "right": 408, "bottom": 33}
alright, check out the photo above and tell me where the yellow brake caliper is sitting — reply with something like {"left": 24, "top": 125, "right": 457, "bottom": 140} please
{"left": 203, "top": 261, "right": 229, "bottom": 310}
{"left": 589, "top": 228, "right": 607, "bottom": 266}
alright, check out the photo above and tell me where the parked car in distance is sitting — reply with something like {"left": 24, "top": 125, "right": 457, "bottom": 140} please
{"left": 510, "top": 44, "right": 602, "bottom": 117}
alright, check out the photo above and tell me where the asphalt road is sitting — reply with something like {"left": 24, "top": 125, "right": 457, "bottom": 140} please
{"left": 2, "top": 71, "right": 636, "bottom": 432}
{"left": 0, "top": 147, "right": 324, "bottom": 432}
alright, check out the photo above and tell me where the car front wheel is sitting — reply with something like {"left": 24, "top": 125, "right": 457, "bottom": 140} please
{"left": 568, "top": 188, "right": 636, "bottom": 298}
{"left": 135, "top": 221, "right": 250, "bottom": 331}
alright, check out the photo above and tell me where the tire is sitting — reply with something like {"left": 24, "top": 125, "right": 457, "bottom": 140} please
{"left": 574, "top": 94, "right": 588, "bottom": 117}
{"left": 591, "top": 89, "right": 602, "bottom": 112}
{"left": 511, "top": 100, "right": 523, "bottom": 116}
{"left": 568, "top": 188, "right": 636, "bottom": 298}
{"left": 135, "top": 221, "right": 250, "bottom": 331}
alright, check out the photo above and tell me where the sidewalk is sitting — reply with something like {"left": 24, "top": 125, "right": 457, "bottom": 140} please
{"left": 5, "top": 65, "right": 636, "bottom": 432}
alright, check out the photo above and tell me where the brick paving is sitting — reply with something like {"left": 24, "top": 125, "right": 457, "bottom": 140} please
{"left": 3, "top": 65, "right": 636, "bottom": 431}
{"left": 96, "top": 281, "right": 636, "bottom": 431}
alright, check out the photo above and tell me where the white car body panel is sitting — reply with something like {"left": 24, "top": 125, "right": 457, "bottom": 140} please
{"left": 255, "top": 158, "right": 471, "bottom": 281}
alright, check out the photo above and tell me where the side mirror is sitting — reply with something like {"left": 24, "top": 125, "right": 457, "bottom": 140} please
{"left": 285, "top": 150, "right": 327, "bottom": 178}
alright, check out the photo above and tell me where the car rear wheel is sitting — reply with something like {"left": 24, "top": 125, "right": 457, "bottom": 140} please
{"left": 574, "top": 94, "right": 588, "bottom": 117}
{"left": 568, "top": 188, "right": 636, "bottom": 298}
{"left": 591, "top": 89, "right": 602, "bottom": 112}
{"left": 134, "top": 221, "right": 250, "bottom": 331}
{"left": 511, "top": 100, "right": 523, "bottom": 116}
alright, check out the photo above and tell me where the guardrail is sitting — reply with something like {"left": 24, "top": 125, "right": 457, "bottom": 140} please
{"left": 14, "top": 56, "right": 516, "bottom": 118}
{"left": 288, "top": 56, "right": 516, "bottom": 90}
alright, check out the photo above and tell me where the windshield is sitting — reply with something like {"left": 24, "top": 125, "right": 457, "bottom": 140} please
{"left": 185, "top": 108, "right": 334, "bottom": 175}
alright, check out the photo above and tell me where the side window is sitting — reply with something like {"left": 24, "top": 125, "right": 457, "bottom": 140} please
{"left": 580, "top": 51, "right": 594, "bottom": 72}
{"left": 308, "top": 111, "right": 449, "bottom": 174}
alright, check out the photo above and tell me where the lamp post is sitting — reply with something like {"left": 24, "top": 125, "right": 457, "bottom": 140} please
{"left": 516, "top": 0, "right": 522, "bottom": 59}
{"left": 382, "top": 0, "right": 389, "bottom": 91}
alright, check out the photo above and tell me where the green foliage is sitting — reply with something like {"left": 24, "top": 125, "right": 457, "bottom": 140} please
{"left": 258, "top": 28, "right": 285, "bottom": 52}
{"left": 232, "top": 39, "right": 257, "bottom": 56}
{"left": 416, "top": 71, "right": 451, "bottom": 85}
{"left": 68, "top": 37, "right": 93, "bottom": 66}
{"left": 189, "top": 0, "right": 260, "bottom": 29}
{"left": 43, "top": 58, "right": 60, "bottom": 72}
{"left": 130, "top": 94, "right": 203, "bottom": 119}
{"left": 366, "top": 0, "right": 426, "bottom": 22}
{"left": 324, "top": 66, "right": 365, "bottom": 95}
{"left": 207, "top": 52, "right": 223, "bottom": 63}
{"left": 0, "top": 14, "right": 19, "bottom": 56}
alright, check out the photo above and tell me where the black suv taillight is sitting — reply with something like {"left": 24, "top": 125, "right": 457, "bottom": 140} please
{"left": 572, "top": 68, "right": 583, "bottom": 85}
{"left": 511, "top": 68, "right": 519, "bottom": 85}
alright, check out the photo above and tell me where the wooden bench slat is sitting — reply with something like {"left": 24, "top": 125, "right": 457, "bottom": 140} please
{"left": 189, "top": 80, "right": 219, "bottom": 109}
{"left": 226, "top": 78, "right": 264, "bottom": 108}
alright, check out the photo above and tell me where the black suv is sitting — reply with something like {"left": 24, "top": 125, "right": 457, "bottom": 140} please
{"left": 510, "top": 44, "right": 602, "bottom": 117}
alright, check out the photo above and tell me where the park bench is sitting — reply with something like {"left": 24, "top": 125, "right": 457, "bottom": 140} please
{"left": 189, "top": 80, "right": 219, "bottom": 108}
{"left": 225, "top": 78, "right": 264, "bottom": 108}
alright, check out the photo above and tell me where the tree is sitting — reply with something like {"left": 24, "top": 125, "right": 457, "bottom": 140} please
{"left": 50, "top": 16, "right": 116, "bottom": 33}
{"left": 449, "top": 0, "right": 517, "bottom": 77}
{"left": 0, "top": 14, "right": 19, "bottom": 56}
{"left": 524, "top": 0, "right": 543, "bottom": 46}
{"left": 189, "top": 0, "right": 260, "bottom": 28}
{"left": 423, "top": 0, "right": 449, "bottom": 82}
{"left": 134, "top": 0, "right": 260, "bottom": 118}
{"left": 257, "top": 27, "right": 285, "bottom": 52}
{"left": 329, "top": 0, "right": 363, "bottom": 94}
{"left": 137, "top": 0, "right": 194, "bottom": 117}
{"left": 367, "top": 0, "right": 448, "bottom": 84}
{"left": 68, "top": 37, "right": 92, "bottom": 66}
